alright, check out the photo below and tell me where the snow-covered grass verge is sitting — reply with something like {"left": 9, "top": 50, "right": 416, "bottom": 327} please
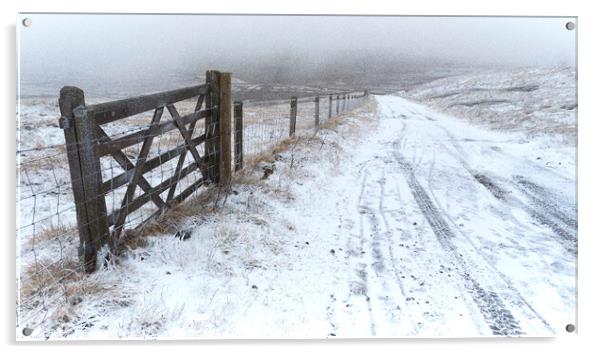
{"left": 16, "top": 97, "right": 379, "bottom": 340}
{"left": 400, "top": 67, "right": 577, "bottom": 144}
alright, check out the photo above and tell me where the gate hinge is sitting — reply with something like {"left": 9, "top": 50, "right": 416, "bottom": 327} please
{"left": 59, "top": 116, "right": 73, "bottom": 129}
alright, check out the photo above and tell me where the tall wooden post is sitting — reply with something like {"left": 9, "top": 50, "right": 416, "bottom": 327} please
{"left": 218, "top": 72, "right": 232, "bottom": 187}
{"left": 59, "top": 86, "right": 110, "bottom": 273}
{"left": 205, "top": 70, "right": 220, "bottom": 183}
{"left": 328, "top": 95, "right": 333, "bottom": 118}
{"left": 289, "top": 96, "right": 297, "bottom": 137}
{"left": 336, "top": 95, "right": 340, "bottom": 115}
{"left": 314, "top": 96, "right": 320, "bottom": 131}
{"left": 234, "top": 101, "right": 243, "bottom": 172}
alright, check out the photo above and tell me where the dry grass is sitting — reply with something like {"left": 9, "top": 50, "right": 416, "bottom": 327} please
{"left": 19, "top": 257, "right": 83, "bottom": 302}
{"left": 319, "top": 115, "right": 346, "bottom": 132}
{"left": 26, "top": 223, "right": 78, "bottom": 248}
{"left": 20, "top": 255, "right": 113, "bottom": 301}
{"left": 136, "top": 186, "right": 221, "bottom": 238}
{"left": 19, "top": 255, "right": 118, "bottom": 336}
{"left": 19, "top": 150, "right": 68, "bottom": 173}
{"left": 231, "top": 169, "right": 262, "bottom": 185}
{"left": 244, "top": 137, "right": 299, "bottom": 167}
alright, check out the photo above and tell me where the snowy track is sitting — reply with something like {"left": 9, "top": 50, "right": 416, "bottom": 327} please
{"left": 324, "top": 95, "right": 575, "bottom": 337}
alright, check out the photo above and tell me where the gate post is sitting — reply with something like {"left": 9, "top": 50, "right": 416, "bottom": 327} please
{"left": 205, "top": 70, "right": 220, "bottom": 183}
{"left": 59, "top": 86, "right": 110, "bottom": 272}
{"left": 218, "top": 72, "right": 232, "bottom": 187}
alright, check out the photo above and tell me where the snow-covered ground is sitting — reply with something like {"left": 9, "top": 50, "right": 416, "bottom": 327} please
{"left": 17, "top": 67, "right": 577, "bottom": 339}
{"left": 17, "top": 90, "right": 576, "bottom": 339}
{"left": 401, "top": 67, "right": 577, "bottom": 144}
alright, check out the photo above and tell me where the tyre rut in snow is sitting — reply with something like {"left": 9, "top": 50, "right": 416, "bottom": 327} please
{"left": 513, "top": 175, "right": 577, "bottom": 254}
{"left": 393, "top": 152, "right": 524, "bottom": 336}
{"left": 473, "top": 174, "right": 509, "bottom": 201}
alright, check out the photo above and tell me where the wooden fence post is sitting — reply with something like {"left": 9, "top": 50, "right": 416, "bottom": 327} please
{"left": 336, "top": 95, "right": 340, "bottom": 115}
{"left": 314, "top": 96, "right": 320, "bottom": 131}
{"left": 289, "top": 96, "right": 297, "bottom": 137}
{"left": 218, "top": 72, "right": 232, "bottom": 187}
{"left": 234, "top": 101, "right": 243, "bottom": 172}
{"left": 328, "top": 95, "right": 333, "bottom": 118}
{"left": 205, "top": 70, "right": 220, "bottom": 183}
{"left": 59, "top": 86, "right": 110, "bottom": 273}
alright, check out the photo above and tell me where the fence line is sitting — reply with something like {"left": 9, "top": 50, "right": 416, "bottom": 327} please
{"left": 238, "top": 91, "right": 368, "bottom": 164}
{"left": 16, "top": 72, "right": 369, "bottom": 330}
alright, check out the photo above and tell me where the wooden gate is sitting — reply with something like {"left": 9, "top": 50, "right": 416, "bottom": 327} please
{"left": 58, "top": 70, "right": 232, "bottom": 272}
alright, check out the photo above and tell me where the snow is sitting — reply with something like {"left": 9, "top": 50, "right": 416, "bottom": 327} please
{"left": 401, "top": 67, "right": 577, "bottom": 144}
{"left": 17, "top": 70, "right": 576, "bottom": 340}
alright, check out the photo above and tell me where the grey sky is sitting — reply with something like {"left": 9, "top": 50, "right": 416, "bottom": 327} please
{"left": 18, "top": 14, "right": 576, "bottom": 96}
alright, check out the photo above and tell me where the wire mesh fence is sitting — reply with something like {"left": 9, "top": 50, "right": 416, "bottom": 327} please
{"left": 16, "top": 95, "right": 217, "bottom": 329}
{"left": 239, "top": 92, "right": 368, "bottom": 163}
{"left": 16, "top": 85, "right": 369, "bottom": 332}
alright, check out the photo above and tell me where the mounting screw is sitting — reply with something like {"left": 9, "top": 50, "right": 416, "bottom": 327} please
{"left": 565, "top": 323, "right": 576, "bottom": 333}
{"left": 565, "top": 21, "right": 575, "bottom": 31}
{"left": 22, "top": 18, "right": 32, "bottom": 27}
{"left": 22, "top": 327, "right": 33, "bottom": 336}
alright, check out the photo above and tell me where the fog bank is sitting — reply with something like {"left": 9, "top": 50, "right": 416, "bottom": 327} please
{"left": 18, "top": 14, "right": 576, "bottom": 97}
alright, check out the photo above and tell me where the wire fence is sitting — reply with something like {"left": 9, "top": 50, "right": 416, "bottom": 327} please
{"left": 16, "top": 97, "right": 216, "bottom": 330}
{"left": 16, "top": 85, "right": 369, "bottom": 334}
{"left": 241, "top": 92, "right": 368, "bottom": 161}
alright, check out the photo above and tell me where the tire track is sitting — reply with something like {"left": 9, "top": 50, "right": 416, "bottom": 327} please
{"left": 436, "top": 129, "right": 576, "bottom": 255}
{"left": 379, "top": 96, "right": 563, "bottom": 335}
{"left": 326, "top": 199, "right": 349, "bottom": 337}
{"left": 392, "top": 150, "right": 525, "bottom": 336}
{"left": 365, "top": 165, "right": 419, "bottom": 334}
{"left": 513, "top": 175, "right": 577, "bottom": 230}
{"left": 388, "top": 161, "right": 490, "bottom": 332}
{"left": 328, "top": 162, "right": 377, "bottom": 337}
{"left": 421, "top": 144, "right": 555, "bottom": 334}
{"left": 351, "top": 166, "right": 377, "bottom": 335}
{"left": 430, "top": 114, "right": 572, "bottom": 184}
{"left": 420, "top": 147, "right": 555, "bottom": 333}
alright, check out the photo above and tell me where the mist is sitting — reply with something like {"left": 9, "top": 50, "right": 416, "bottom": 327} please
{"left": 18, "top": 14, "right": 576, "bottom": 98}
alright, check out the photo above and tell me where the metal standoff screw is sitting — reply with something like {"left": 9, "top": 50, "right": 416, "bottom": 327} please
{"left": 565, "top": 21, "right": 575, "bottom": 31}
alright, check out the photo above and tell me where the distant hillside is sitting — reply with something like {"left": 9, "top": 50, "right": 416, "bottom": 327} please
{"left": 400, "top": 67, "right": 577, "bottom": 143}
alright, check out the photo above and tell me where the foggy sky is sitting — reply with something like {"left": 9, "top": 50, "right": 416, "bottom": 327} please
{"left": 18, "top": 14, "right": 576, "bottom": 97}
